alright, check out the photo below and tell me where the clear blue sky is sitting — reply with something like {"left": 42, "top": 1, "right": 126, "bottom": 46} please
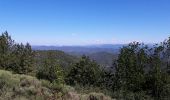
{"left": 0, "top": 0, "right": 170, "bottom": 45}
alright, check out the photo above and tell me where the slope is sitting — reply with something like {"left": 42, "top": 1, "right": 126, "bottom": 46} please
{"left": 0, "top": 70, "right": 113, "bottom": 100}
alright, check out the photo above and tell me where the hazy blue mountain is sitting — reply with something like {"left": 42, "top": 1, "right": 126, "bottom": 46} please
{"left": 32, "top": 44, "right": 125, "bottom": 55}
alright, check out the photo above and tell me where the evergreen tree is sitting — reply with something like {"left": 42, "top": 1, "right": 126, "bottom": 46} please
{"left": 67, "top": 55, "right": 101, "bottom": 86}
{"left": 114, "top": 42, "right": 147, "bottom": 92}
{"left": 36, "top": 51, "right": 64, "bottom": 84}
{"left": 12, "top": 43, "right": 35, "bottom": 74}
{"left": 0, "top": 31, "right": 15, "bottom": 70}
{"left": 0, "top": 32, "right": 35, "bottom": 74}
{"left": 146, "top": 45, "right": 170, "bottom": 99}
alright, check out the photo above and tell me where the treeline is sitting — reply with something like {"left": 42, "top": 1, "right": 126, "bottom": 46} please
{"left": 0, "top": 31, "right": 170, "bottom": 99}
{"left": 113, "top": 42, "right": 170, "bottom": 99}
{"left": 0, "top": 31, "right": 34, "bottom": 74}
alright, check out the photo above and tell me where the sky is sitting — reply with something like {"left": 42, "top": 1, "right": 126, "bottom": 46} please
{"left": 0, "top": 0, "right": 170, "bottom": 46}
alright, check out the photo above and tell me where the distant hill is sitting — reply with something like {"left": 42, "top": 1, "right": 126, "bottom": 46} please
{"left": 88, "top": 52, "right": 118, "bottom": 67}
{"left": 32, "top": 44, "right": 125, "bottom": 55}
{"left": 35, "top": 50, "right": 79, "bottom": 69}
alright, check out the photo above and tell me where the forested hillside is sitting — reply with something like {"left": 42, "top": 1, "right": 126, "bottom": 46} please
{"left": 35, "top": 50, "right": 78, "bottom": 70}
{"left": 0, "top": 31, "right": 170, "bottom": 100}
{"left": 88, "top": 52, "right": 117, "bottom": 67}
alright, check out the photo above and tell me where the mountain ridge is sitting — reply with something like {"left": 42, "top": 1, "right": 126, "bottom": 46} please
{"left": 32, "top": 44, "right": 125, "bottom": 55}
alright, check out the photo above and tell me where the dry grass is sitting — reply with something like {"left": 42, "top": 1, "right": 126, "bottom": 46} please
{"left": 0, "top": 70, "right": 113, "bottom": 100}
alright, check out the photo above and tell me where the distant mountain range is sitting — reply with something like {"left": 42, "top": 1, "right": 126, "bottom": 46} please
{"left": 32, "top": 44, "right": 125, "bottom": 55}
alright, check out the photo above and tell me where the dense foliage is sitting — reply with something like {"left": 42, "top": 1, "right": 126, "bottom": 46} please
{"left": 0, "top": 31, "right": 34, "bottom": 74}
{"left": 66, "top": 55, "right": 102, "bottom": 86}
{"left": 35, "top": 50, "right": 78, "bottom": 70}
{"left": 36, "top": 51, "right": 64, "bottom": 84}
{"left": 113, "top": 41, "right": 170, "bottom": 99}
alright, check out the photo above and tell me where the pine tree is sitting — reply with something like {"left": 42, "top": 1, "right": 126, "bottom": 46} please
{"left": 0, "top": 32, "right": 35, "bottom": 74}
{"left": 0, "top": 31, "right": 15, "bottom": 70}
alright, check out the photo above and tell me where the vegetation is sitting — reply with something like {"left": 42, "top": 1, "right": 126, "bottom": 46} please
{"left": 0, "top": 31, "right": 170, "bottom": 99}
{"left": 66, "top": 55, "right": 102, "bottom": 86}
{"left": 35, "top": 50, "right": 78, "bottom": 70}
{"left": 88, "top": 52, "right": 117, "bottom": 67}
{"left": 0, "top": 70, "right": 112, "bottom": 100}
{"left": 0, "top": 31, "right": 34, "bottom": 74}
{"left": 113, "top": 42, "right": 170, "bottom": 99}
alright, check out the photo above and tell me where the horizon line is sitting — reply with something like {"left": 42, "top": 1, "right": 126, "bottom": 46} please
{"left": 31, "top": 43, "right": 157, "bottom": 47}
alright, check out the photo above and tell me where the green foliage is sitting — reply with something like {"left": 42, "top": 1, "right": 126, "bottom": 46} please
{"left": 12, "top": 43, "right": 35, "bottom": 74}
{"left": 66, "top": 55, "right": 102, "bottom": 86}
{"left": 1, "top": 31, "right": 170, "bottom": 99}
{"left": 0, "top": 69, "right": 112, "bottom": 100}
{"left": 36, "top": 51, "right": 65, "bottom": 84}
{"left": 88, "top": 52, "right": 117, "bottom": 67}
{"left": 97, "top": 67, "right": 115, "bottom": 92}
{"left": 145, "top": 48, "right": 170, "bottom": 99}
{"left": 0, "top": 32, "right": 35, "bottom": 74}
{"left": 0, "top": 31, "right": 15, "bottom": 70}
{"left": 114, "top": 40, "right": 170, "bottom": 99}
{"left": 35, "top": 50, "right": 78, "bottom": 70}
{"left": 115, "top": 42, "right": 147, "bottom": 92}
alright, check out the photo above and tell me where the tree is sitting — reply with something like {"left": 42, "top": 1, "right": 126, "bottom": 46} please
{"left": 0, "top": 32, "right": 35, "bottom": 74}
{"left": 36, "top": 51, "right": 64, "bottom": 84}
{"left": 161, "top": 37, "right": 170, "bottom": 74}
{"left": 98, "top": 67, "right": 115, "bottom": 91}
{"left": 12, "top": 43, "right": 35, "bottom": 74}
{"left": 0, "top": 31, "right": 15, "bottom": 70}
{"left": 66, "top": 55, "right": 101, "bottom": 86}
{"left": 114, "top": 41, "right": 170, "bottom": 99}
{"left": 145, "top": 44, "right": 170, "bottom": 99}
{"left": 114, "top": 42, "right": 148, "bottom": 92}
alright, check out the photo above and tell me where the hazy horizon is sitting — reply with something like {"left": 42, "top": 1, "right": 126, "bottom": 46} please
{"left": 0, "top": 0, "right": 170, "bottom": 45}
{"left": 31, "top": 43, "right": 156, "bottom": 47}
